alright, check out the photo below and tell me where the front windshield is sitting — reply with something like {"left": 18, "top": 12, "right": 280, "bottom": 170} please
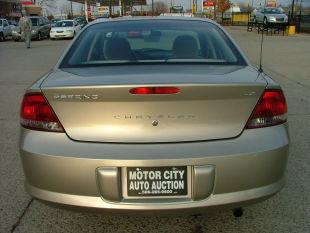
{"left": 55, "top": 21, "right": 73, "bottom": 27}
{"left": 61, "top": 20, "right": 246, "bottom": 68}
{"left": 30, "top": 18, "right": 38, "bottom": 26}
{"left": 264, "top": 8, "right": 282, "bottom": 14}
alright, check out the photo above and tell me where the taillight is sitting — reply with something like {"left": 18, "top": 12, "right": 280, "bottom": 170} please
{"left": 245, "top": 89, "right": 287, "bottom": 129}
{"left": 20, "top": 93, "right": 64, "bottom": 132}
{"left": 130, "top": 87, "right": 180, "bottom": 95}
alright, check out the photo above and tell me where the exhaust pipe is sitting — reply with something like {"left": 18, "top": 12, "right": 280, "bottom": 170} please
{"left": 232, "top": 208, "right": 243, "bottom": 217}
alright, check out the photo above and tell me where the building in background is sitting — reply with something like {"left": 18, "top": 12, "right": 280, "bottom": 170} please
{"left": 68, "top": 0, "right": 147, "bottom": 17}
{"left": 0, "top": 0, "right": 22, "bottom": 19}
{"left": 0, "top": 0, "right": 42, "bottom": 19}
{"left": 21, "top": 1, "right": 42, "bottom": 16}
{"left": 267, "top": 0, "right": 277, "bottom": 8}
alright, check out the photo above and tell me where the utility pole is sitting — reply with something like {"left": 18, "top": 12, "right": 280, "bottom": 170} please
{"left": 70, "top": 1, "right": 73, "bottom": 19}
{"left": 119, "top": 0, "right": 122, "bottom": 16}
{"left": 130, "top": 0, "right": 133, "bottom": 15}
{"left": 84, "top": 0, "right": 88, "bottom": 22}
{"left": 109, "top": 0, "right": 112, "bottom": 17}
{"left": 152, "top": 0, "right": 154, "bottom": 16}
{"left": 291, "top": 0, "right": 295, "bottom": 23}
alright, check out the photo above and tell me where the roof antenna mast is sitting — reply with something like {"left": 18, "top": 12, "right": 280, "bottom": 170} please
{"left": 258, "top": 21, "right": 264, "bottom": 73}
{"left": 258, "top": 4, "right": 266, "bottom": 73}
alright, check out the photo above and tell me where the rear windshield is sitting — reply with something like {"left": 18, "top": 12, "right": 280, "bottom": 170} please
{"left": 30, "top": 18, "right": 38, "bottom": 26}
{"left": 56, "top": 21, "right": 73, "bottom": 27}
{"left": 60, "top": 20, "right": 246, "bottom": 68}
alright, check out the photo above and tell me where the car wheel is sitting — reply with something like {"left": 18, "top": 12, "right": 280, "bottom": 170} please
{"left": 38, "top": 32, "right": 41, "bottom": 41}
{"left": 73, "top": 31, "right": 76, "bottom": 38}
{"left": 0, "top": 33, "right": 4, "bottom": 42}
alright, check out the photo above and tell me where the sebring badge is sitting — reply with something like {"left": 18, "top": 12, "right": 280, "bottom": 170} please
{"left": 113, "top": 114, "right": 196, "bottom": 120}
{"left": 53, "top": 94, "right": 99, "bottom": 100}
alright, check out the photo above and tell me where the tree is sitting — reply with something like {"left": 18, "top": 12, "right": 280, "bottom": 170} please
{"left": 154, "top": 1, "right": 168, "bottom": 15}
{"left": 60, "top": 2, "right": 71, "bottom": 19}
{"left": 79, "top": 4, "right": 84, "bottom": 16}
{"left": 217, "top": 0, "right": 231, "bottom": 14}
{"left": 238, "top": 2, "right": 254, "bottom": 13}
{"left": 37, "top": 0, "right": 57, "bottom": 16}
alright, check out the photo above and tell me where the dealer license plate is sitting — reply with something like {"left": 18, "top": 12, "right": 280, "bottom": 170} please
{"left": 127, "top": 166, "right": 188, "bottom": 197}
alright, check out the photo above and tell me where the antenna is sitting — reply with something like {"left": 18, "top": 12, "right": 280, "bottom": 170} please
{"left": 258, "top": 4, "right": 266, "bottom": 73}
{"left": 258, "top": 22, "right": 264, "bottom": 73}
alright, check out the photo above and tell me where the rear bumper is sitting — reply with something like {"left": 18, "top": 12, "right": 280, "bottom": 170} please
{"left": 20, "top": 124, "right": 289, "bottom": 212}
{"left": 25, "top": 178, "right": 284, "bottom": 214}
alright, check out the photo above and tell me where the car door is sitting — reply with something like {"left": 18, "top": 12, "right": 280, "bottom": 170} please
{"left": 42, "top": 18, "right": 48, "bottom": 37}
{"left": 44, "top": 17, "right": 51, "bottom": 35}
{"left": 38, "top": 18, "right": 46, "bottom": 37}
{"left": 38, "top": 18, "right": 43, "bottom": 36}
{"left": 258, "top": 8, "right": 265, "bottom": 22}
{"left": 3, "top": 20, "right": 11, "bottom": 37}
{"left": 74, "top": 21, "right": 81, "bottom": 33}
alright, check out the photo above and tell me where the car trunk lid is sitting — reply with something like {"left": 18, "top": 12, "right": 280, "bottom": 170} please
{"left": 41, "top": 65, "right": 267, "bottom": 143}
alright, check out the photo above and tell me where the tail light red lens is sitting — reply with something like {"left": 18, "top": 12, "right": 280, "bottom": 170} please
{"left": 130, "top": 87, "right": 180, "bottom": 95}
{"left": 20, "top": 93, "right": 64, "bottom": 132}
{"left": 246, "top": 89, "right": 287, "bottom": 129}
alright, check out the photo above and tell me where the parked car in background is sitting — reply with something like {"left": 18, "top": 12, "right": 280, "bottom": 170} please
{"left": 75, "top": 16, "right": 87, "bottom": 28}
{"left": 95, "top": 14, "right": 109, "bottom": 20}
{"left": 19, "top": 18, "right": 289, "bottom": 214}
{"left": 252, "top": 7, "right": 288, "bottom": 24}
{"left": 8, "top": 20, "right": 18, "bottom": 31}
{"left": 12, "top": 16, "right": 50, "bottom": 41}
{"left": 51, "top": 18, "right": 61, "bottom": 28}
{"left": 0, "top": 18, "right": 12, "bottom": 41}
{"left": 50, "top": 20, "right": 81, "bottom": 39}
